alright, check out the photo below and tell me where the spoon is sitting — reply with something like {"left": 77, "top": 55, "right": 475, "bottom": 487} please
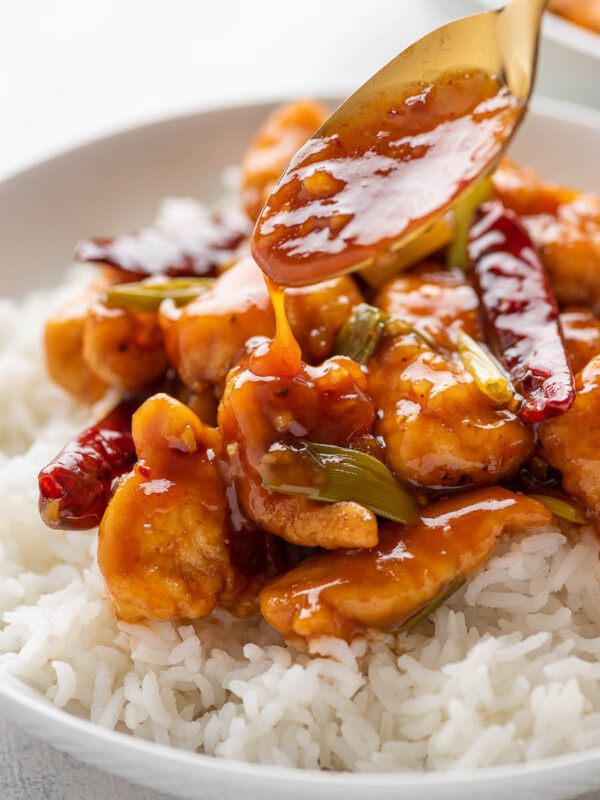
{"left": 252, "top": 0, "right": 549, "bottom": 287}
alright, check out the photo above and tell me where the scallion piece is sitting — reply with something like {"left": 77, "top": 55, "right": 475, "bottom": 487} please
{"left": 391, "top": 578, "right": 466, "bottom": 634}
{"left": 386, "top": 318, "right": 438, "bottom": 350}
{"left": 527, "top": 494, "right": 588, "bottom": 525}
{"left": 333, "top": 304, "right": 389, "bottom": 365}
{"left": 447, "top": 176, "right": 493, "bottom": 270}
{"left": 260, "top": 440, "right": 419, "bottom": 526}
{"left": 104, "top": 277, "right": 215, "bottom": 311}
{"left": 457, "top": 329, "right": 516, "bottom": 406}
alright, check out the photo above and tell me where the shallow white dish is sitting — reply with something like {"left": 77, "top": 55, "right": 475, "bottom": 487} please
{"left": 1, "top": 97, "right": 600, "bottom": 800}
{"left": 473, "top": 0, "right": 600, "bottom": 109}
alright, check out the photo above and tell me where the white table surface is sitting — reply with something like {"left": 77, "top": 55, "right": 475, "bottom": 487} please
{"left": 1, "top": 1, "right": 599, "bottom": 797}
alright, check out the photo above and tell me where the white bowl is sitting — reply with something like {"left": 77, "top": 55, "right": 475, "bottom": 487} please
{"left": 472, "top": 0, "right": 600, "bottom": 109}
{"left": 1, "top": 97, "right": 600, "bottom": 800}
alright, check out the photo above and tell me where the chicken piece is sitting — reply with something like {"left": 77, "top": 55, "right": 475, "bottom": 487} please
{"left": 160, "top": 257, "right": 273, "bottom": 393}
{"left": 98, "top": 393, "right": 271, "bottom": 622}
{"left": 493, "top": 158, "right": 600, "bottom": 311}
{"left": 548, "top": 0, "right": 600, "bottom": 32}
{"left": 538, "top": 355, "right": 600, "bottom": 530}
{"left": 241, "top": 100, "right": 329, "bottom": 222}
{"left": 179, "top": 387, "right": 219, "bottom": 427}
{"left": 560, "top": 308, "right": 600, "bottom": 374}
{"left": 43, "top": 269, "right": 122, "bottom": 401}
{"left": 368, "top": 333, "right": 534, "bottom": 489}
{"left": 218, "top": 349, "right": 378, "bottom": 550}
{"left": 83, "top": 300, "right": 169, "bottom": 392}
{"left": 161, "top": 256, "right": 362, "bottom": 393}
{"left": 285, "top": 276, "right": 364, "bottom": 363}
{"left": 374, "top": 262, "right": 481, "bottom": 349}
{"left": 260, "top": 487, "right": 551, "bottom": 649}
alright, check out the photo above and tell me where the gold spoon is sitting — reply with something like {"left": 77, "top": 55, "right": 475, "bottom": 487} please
{"left": 252, "top": 0, "right": 549, "bottom": 287}
{"left": 322, "top": 0, "right": 548, "bottom": 130}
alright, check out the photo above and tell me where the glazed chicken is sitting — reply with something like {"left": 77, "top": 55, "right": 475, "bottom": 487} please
{"left": 38, "top": 97, "right": 600, "bottom": 648}
{"left": 83, "top": 301, "right": 169, "bottom": 391}
{"left": 369, "top": 330, "right": 534, "bottom": 489}
{"left": 539, "top": 355, "right": 600, "bottom": 532}
{"left": 560, "top": 308, "right": 600, "bottom": 374}
{"left": 241, "top": 99, "right": 329, "bottom": 222}
{"left": 46, "top": 268, "right": 169, "bottom": 396}
{"left": 493, "top": 158, "right": 600, "bottom": 311}
{"left": 160, "top": 255, "right": 362, "bottom": 394}
{"left": 218, "top": 344, "right": 379, "bottom": 550}
{"left": 44, "top": 269, "right": 117, "bottom": 402}
{"left": 98, "top": 393, "right": 277, "bottom": 622}
{"left": 259, "top": 488, "right": 551, "bottom": 650}
{"left": 374, "top": 263, "right": 481, "bottom": 349}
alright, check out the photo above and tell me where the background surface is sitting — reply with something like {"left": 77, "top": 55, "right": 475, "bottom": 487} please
{"left": 1, "top": 0, "right": 599, "bottom": 797}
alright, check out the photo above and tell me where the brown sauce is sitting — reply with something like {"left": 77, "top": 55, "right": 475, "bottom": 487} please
{"left": 252, "top": 68, "right": 520, "bottom": 286}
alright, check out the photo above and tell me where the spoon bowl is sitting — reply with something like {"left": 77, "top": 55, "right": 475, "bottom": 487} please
{"left": 252, "top": 0, "right": 549, "bottom": 286}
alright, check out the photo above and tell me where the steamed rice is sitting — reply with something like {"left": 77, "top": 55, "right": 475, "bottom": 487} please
{"left": 3, "top": 203, "right": 600, "bottom": 772}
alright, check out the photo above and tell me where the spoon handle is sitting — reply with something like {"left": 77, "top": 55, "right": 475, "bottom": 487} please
{"left": 499, "top": 0, "right": 549, "bottom": 100}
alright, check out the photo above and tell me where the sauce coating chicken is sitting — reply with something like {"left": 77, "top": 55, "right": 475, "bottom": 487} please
{"left": 98, "top": 393, "right": 271, "bottom": 622}
{"left": 259, "top": 487, "right": 551, "bottom": 649}
{"left": 493, "top": 158, "right": 600, "bottom": 312}
{"left": 161, "top": 256, "right": 363, "bottom": 393}
{"left": 44, "top": 270, "right": 120, "bottom": 402}
{"left": 560, "top": 308, "right": 600, "bottom": 374}
{"left": 45, "top": 267, "right": 168, "bottom": 396}
{"left": 39, "top": 97, "right": 596, "bottom": 648}
{"left": 218, "top": 345, "right": 378, "bottom": 549}
{"left": 241, "top": 100, "right": 329, "bottom": 222}
{"left": 538, "top": 355, "right": 600, "bottom": 530}
{"left": 369, "top": 331, "right": 534, "bottom": 489}
{"left": 83, "top": 301, "right": 169, "bottom": 391}
{"left": 374, "top": 263, "right": 481, "bottom": 348}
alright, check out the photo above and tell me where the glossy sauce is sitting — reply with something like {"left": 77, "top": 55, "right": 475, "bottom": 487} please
{"left": 76, "top": 207, "right": 250, "bottom": 278}
{"left": 560, "top": 308, "right": 600, "bottom": 374}
{"left": 38, "top": 400, "right": 137, "bottom": 530}
{"left": 469, "top": 200, "right": 575, "bottom": 423}
{"left": 374, "top": 263, "right": 482, "bottom": 349}
{"left": 538, "top": 355, "right": 600, "bottom": 532}
{"left": 259, "top": 487, "right": 551, "bottom": 648}
{"left": 97, "top": 394, "right": 278, "bottom": 621}
{"left": 217, "top": 286, "right": 379, "bottom": 549}
{"left": 252, "top": 69, "right": 521, "bottom": 286}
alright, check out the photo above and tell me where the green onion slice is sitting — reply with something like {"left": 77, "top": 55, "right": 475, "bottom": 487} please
{"left": 527, "top": 494, "right": 588, "bottom": 525}
{"left": 259, "top": 439, "right": 419, "bottom": 526}
{"left": 334, "top": 304, "right": 389, "bottom": 365}
{"left": 386, "top": 318, "right": 438, "bottom": 350}
{"left": 391, "top": 578, "right": 466, "bottom": 635}
{"left": 457, "top": 329, "right": 516, "bottom": 406}
{"left": 447, "top": 176, "right": 493, "bottom": 270}
{"left": 104, "top": 277, "right": 215, "bottom": 311}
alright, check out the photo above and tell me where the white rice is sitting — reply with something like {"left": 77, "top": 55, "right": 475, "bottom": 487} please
{"left": 3, "top": 209, "right": 600, "bottom": 772}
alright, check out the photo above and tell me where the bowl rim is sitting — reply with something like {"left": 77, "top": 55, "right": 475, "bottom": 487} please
{"left": 4, "top": 663, "right": 600, "bottom": 790}
{"left": 2, "top": 95, "right": 600, "bottom": 792}
{"left": 1, "top": 91, "right": 600, "bottom": 192}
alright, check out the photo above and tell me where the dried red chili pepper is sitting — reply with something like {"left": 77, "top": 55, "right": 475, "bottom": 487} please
{"left": 75, "top": 207, "right": 250, "bottom": 279}
{"left": 38, "top": 401, "right": 137, "bottom": 530}
{"left": 468, "top": 200, "right": 575, "bottom": 424}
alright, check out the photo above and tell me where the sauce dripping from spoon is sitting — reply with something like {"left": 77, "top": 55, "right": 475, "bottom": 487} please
{"left": 249, "top": 277, "right": 302, "bottom": 378}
